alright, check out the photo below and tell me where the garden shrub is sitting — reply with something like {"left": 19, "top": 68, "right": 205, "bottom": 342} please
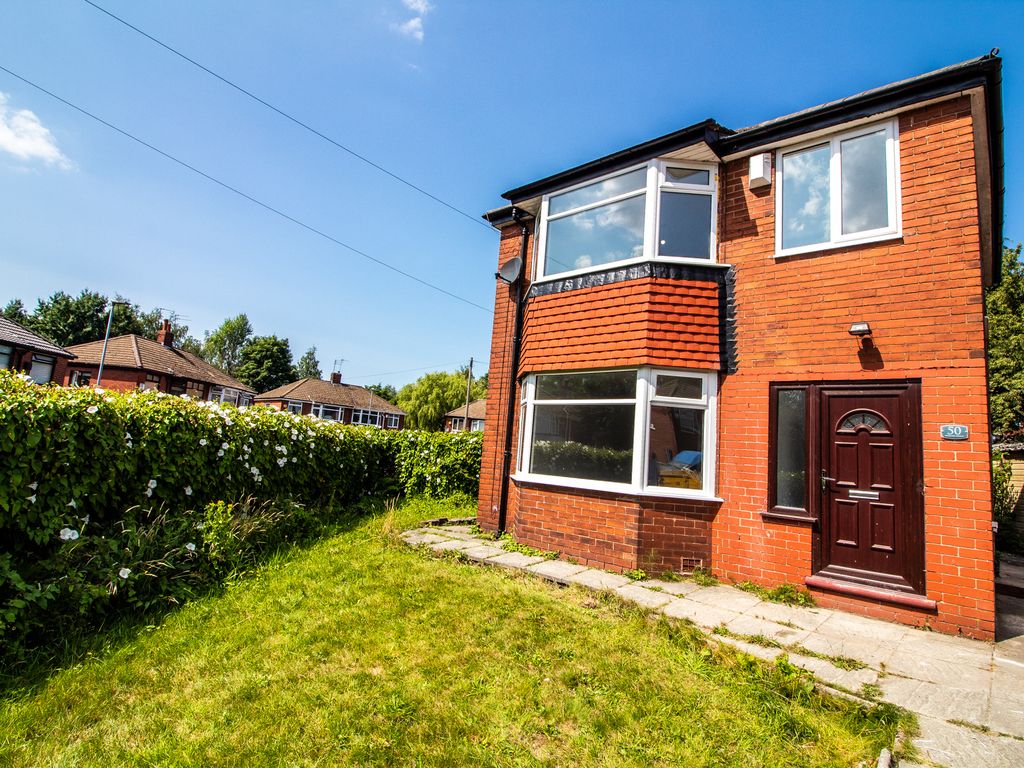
{"left": 0, "top": 370, "right": 482, "bottom": 663}
{"left": 993, "top": 451, "right": 1022, "bottom": 554}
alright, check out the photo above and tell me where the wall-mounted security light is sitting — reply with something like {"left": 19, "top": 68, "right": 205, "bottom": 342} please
{"left": 848, "top": 322, "right": 872, "bottom": 337}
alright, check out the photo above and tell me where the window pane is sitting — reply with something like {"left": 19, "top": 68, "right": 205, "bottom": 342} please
{"left": 0, "top": 345, "right": 10, "bottom": 369}
{"left": 655, "top": 374, "right": 702, "bottom": 400}
{"left": 781, "top": 144, "right": 830, "bottom": 250}
{"left": 841, "top": 130, "right": 889, "bottom": 235}
{"left": 530, "top": 403, "right": 634, "bottom": 483}
{"left": 775, "top": 389, "right": 807, "bottom": 509}
{"left": 658, "top": 192, "right": 712, "bottom": 259}
{"left": 548, "top": 168, "right": 647, "bottom": 215}
{"left": 29, "top": 355, "right": 55, "bottom": 384}
{"left": 647, "top": 405, "right": 704, "bottom": 489}
{"left": 535, "top": 370, "right": 636, "bottom": 400}
{"left": 544, "top": 195, "right": 646, "bottom": 276}
{"left": 666, "top": 167, "right": 710, "bottom": 185}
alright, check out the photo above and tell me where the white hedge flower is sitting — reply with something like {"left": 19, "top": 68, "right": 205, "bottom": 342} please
{"left": 67, "top": 499, "right": 77, "bottom": 509}
{"left": 28, "top": 481, "right": 37, "bottom": 490}
{"left": 86, "top": 405, "right": 98, "bottom": 414}
{"left": 27, "top": 494, "right": 36, "bottom": 504}
{"left": 199, "top": 438, "right": 208, "bottom": 446}
{"left": 221, "top": 442, "right": 229, "bottom": 450}
{"left": 277, "top": 457, "right": 287, "bottom": 467}
{"left": 93, "top": 387, "right": 105, "bottom": 394}
{"left": 185, "top": 542, "right": 196, "bottom": 552}
{"left": 148, "top": 479, "right": 158, "bottom": 489}
{"left": 118, "top": 567, "right": 131, "bottom": 579}
{"left": 59, "top": 527, "right": 79, "bottom": 541}
{"left": 217, "top": 449, "right": 224, "bottom": 457}
{"left": 145, "top": 488, "right": 153, "bottom": 497}
{"left": 184, "top": 486, "right": 193, "bottom": 496}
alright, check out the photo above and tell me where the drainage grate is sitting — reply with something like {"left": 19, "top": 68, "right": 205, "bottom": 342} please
{"left": 680, "top": 557, "right": 704, "bottom": 574}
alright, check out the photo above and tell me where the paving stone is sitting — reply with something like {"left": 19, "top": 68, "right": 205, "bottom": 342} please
{"left": 441, "top": 525, "right": 475, "bottom": 534}
{"left": 402, "top": 532, "right": 451, "bottom": 546}
{"left": 525, "top": 560, "right": 589, "bottom": 584}
{"left": 796, "top": 630, "right": 896, "bottom": 669}
{"left": 995, "top": 636, "right": 1024, "bottom": 667}
{"left": 883, "top": 650, "right": 994, "bottom": 690}
{"left": 787, "top": 653, "right": 879, "bottom": 692}
{"left": 715, "top": 634, "right": 784, "bottom": 662}
{"left": 566, "top": 569, "right": 631, "bottom": 591}
{"left": 660, "top": 598, "right": 740, "bottom": 629}
{"left": 686, "top": 585, "right": 763, "bottom": 612}
{"left": 816, "top": 611, "right": 910, "bottom": 645}
{"left": 460, "top": 545, "right": 505, "bottom": 562}
{"left": 987, "top": 664, "right": 1024, "bottom": 737}
{"left": 638, "top": 579, "right": 702, "bottom": 596}
{"left": 741, "top": 600, "right": 833, "bottom": 632}
{"left": 614, "top": 583, "right": 674, "bottom": 610}
{"left": 428, "top": 538, "right": 478, "bottom": 552}
{"left": 913, "top": 715, "right": 1024, "bottom": 768}
{"left": 487, "top": 551, "right": 545, "bottom": 570}
{"left": 432, "top": 530, "right": 487, "bottom": 542}
{"left": 897, "top": 627, "right": 994, "bottom": 668}
{"left": 878, "top": 676, "right": 988, "bottom": 723}
{"left": 724, "top": 613, "right": 811, "bottom": 646}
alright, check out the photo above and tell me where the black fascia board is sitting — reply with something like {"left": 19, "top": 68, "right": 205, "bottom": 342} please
{"left": 718, "top": 56, "right": 1001, "bottom": 156}
{"left": 501, "top": 120, "right": 727, "bottom": 204}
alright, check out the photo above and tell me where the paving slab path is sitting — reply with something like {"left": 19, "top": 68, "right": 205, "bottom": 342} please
{"left": 401, "top": 525, "right": 1024, "bottom": 767}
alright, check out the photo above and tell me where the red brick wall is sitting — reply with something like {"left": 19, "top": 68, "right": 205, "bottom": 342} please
{"left": 714, "top": 97, "right": 994, "bottom": 638}
{"left": 480, "top": 96, "right": 995, "bottom": 638}
{"left": 64, "top": 365, "right": 145, "bottom": 392}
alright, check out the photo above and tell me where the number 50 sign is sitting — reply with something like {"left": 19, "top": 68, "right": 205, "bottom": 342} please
{"left": 940, "top": 424, "right": 969, "bottom": 440}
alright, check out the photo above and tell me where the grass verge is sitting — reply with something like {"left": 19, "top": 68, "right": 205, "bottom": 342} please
{"left": 0, "top": 497, "right": 910, "bottom": 767}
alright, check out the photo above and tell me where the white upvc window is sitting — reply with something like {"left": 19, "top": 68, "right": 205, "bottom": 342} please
{"left": 352, "top": 409, "right": 383, "bottom": 427}
{"left": 471, "top": 419, "right": 485, "bottom": 431}
{"left": 775, "top": 119, "right": 901, "bottom": 257}
{"left": 516, "top": 367, "right": 718, "bottom": 499}
{"left": 311, "top": 403, "right": 342, "bottom": 421}
{"left": 285, "top": 400, "right": 304, "bottom": 415}
{"left": 449, "top": 416, "right": 464, "bottom": 432}
{"left": 386, "top": 413, "right": 400, "bottom": 429}
{"left": 535, "top": 160, "right": 718, "bottom": 281}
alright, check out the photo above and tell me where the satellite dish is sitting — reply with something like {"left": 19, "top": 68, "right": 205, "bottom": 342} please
{"left": 497, "top": 257, "right": 523, "bottom": 284}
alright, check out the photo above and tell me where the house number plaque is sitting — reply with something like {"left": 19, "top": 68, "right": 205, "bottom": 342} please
{"left": 940, "top": 424, "right": 969, "bottom": 440}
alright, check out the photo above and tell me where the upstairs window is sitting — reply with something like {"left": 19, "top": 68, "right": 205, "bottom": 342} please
{"left": 776, "top": 120, "right": 900, "bottom": 256}
{"left": 537, "top": 161, "right": 717, "bottom": 279}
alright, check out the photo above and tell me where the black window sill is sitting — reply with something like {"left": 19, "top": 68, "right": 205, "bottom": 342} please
{"left": 760, "top": 509, "right": 817, "bottom": 524}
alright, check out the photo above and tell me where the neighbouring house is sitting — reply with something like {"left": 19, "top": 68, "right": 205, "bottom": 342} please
{"left": 0, "top": 316, "right": 75, "bottom": 384}
{"left": 478, "top": 55, "right": 1003, "bottom": 639}
{"left": 255, "top": 372, "right": 406, "bottom": 428}
{"left": 995, "top": 441, "right": 1024, "bottom": 546}
{"left": 63, "top": 320, "right": 255, "bottom": 405}
{"left": 444, "top": 399, "right": 487, "bottom": 432}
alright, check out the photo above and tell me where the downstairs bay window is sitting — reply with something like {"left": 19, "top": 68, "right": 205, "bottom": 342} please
{"left": 517, "top": 368, "right": 717, "bottom": 498}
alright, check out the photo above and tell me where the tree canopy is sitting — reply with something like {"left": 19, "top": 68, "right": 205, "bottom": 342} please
{"left": 365, "top": 383, "right": 398, "bottom": 404}
{"left": 203, "top": 314, "right": 253, "bottom": 376}
{"left": 235, "top": 335, "right": 296, "bottom": 393}
{"left": 295, "top": 346, "right": 322, "bottom": 379}
{"left": 397, "top": 370, "right": 487, "bottom": 430}
{"left": 988, "top": 244, "right": 1024, "bottom": 437}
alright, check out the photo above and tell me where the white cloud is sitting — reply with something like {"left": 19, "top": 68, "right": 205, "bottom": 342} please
{"left": 402, "top": 0, "right": 433, "bottom": 14}
{"left": 0, "top": 93, "right": 73, "bottom": 170}
{"left": 393, "top": 0, "right": 433, "bottom": 42}
{"left": 395, "top": 16, "right": 425, "bottom": 42}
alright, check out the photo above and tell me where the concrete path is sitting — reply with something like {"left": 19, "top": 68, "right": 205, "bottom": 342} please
{"left": 401, "top": 525, "right": 1024, "bottom": 767}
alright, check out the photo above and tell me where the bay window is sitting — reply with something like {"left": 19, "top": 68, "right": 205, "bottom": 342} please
{"left": 536, "top": 161, "right": 718, "bottom": 280}
{"left": 776, "top": 120, "right": 900, "bottom": 256}
{"left": 517, "top": 368, "right": 717, "bottom": 498}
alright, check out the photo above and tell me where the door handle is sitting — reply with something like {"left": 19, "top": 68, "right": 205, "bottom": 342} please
{"left": 821, "top": 471, "right": 836, "bottom": 491}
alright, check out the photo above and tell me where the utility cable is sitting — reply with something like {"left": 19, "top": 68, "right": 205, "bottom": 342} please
{"left": 0, "top": 64, "right": 490, "bottom": 313}
{"left": 80, "top": 0, "right": 492, "bottom": 231}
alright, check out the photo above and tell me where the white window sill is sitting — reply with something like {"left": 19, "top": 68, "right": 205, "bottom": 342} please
{"left": 511, "top": 473, "right": 722, "bottom": 503}
{"left": 775, "top": 230, "right": 902, "bottom": 259}
{"left": 532, "top": 257, "right": 732, "bottom": 286}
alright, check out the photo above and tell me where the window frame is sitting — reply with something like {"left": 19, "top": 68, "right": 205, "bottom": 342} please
{"left": 311, "top": 403, "right": 342, "bottom": 421}
{"left": 515, "top": 367, "right": 718, "bottom": 500}
{"left": 534, "top": 160, "right": 719, "bottom": 282}
{"left": 351, "top": 408, "right": 383, "bottom": 427}
{"left": 774, "top": 119, "right": 901, "bottom": 258}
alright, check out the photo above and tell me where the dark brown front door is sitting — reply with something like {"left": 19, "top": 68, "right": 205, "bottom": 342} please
{"left": 819, "top": 383, "right": 924, "bottom": 594}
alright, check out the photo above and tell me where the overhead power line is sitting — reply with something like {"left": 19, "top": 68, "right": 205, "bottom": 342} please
{"left": 80, "top": 0, "right": 492, "bottom": 231}
{"left": 0, "top": 64, "right": 489, "bottom": 313}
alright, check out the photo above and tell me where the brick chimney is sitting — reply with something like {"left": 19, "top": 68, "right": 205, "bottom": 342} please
{"left": 156, "top": 319, "right": 174, "bottom": 347}
{"left": 330, "top": 371, "right": 342, "bottom": 385}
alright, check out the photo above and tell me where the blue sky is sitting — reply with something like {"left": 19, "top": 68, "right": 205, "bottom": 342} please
{"left": 0, "top": 0, "right": 1020, "bottom": 387}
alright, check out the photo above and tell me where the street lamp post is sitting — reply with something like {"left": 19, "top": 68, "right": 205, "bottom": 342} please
{"left": 96, "top": 300, "right": 128, "bottom": 387}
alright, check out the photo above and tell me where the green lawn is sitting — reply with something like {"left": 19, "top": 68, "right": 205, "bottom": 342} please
{"left": 0, "top": 498, "right": 907, "bottom": 767}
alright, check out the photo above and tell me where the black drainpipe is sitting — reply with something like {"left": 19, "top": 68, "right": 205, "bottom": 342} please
{"left": 496, "top": 213, "right": 529, "bottom": 534}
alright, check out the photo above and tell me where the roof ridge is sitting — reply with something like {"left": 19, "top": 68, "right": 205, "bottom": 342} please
{"left": 130, "top": 335, "right": 142, "bottom": 368}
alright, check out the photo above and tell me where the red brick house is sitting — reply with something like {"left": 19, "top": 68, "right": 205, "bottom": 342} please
{"left": 0, "top": 316, "right": 74, "bottom": 384}
{"left": 444, "top": 399, "right": 487, "bottom": 432}
{"left": 64, "top": 320, "right": 254, "bottom": 405}
{"left": 256, "top": 373, "right": 406, "bottom": 428}
{"left": 478, "top": 55, "right": 1004, "bottom": 639}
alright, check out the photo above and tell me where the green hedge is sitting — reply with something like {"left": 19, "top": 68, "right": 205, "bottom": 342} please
{"left": 0, "top": 371, "right": 481, "bottom": 662}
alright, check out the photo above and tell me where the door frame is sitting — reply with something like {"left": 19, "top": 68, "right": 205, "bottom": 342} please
{"left": 814, "top": 381, "right": 925, "bottom": 594}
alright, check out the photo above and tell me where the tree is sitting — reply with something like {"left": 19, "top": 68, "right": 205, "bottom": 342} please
{"left": 295, "top": 346, "right": 322, "bottom": 379}
{"left": 1, "top": 299, "right": 28, "bottom": 324}
{"left": 365, "top": 383, "right": 398, "bottom": 404}
{"left": 988, "top": 244, "right": 1024, "bottom": 437}
{"left": 203, "top": 314, "right": 253, "bottom": 375}
{"left": 397, "top": 370, "right": 488, "bottom": 430}
{"left": 234, "top": 335, "right": 296, "bottom": 393}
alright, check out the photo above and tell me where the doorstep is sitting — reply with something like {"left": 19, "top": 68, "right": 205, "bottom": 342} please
{"left": 399, "top": 524, "right": 1024, "bottom": 768}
